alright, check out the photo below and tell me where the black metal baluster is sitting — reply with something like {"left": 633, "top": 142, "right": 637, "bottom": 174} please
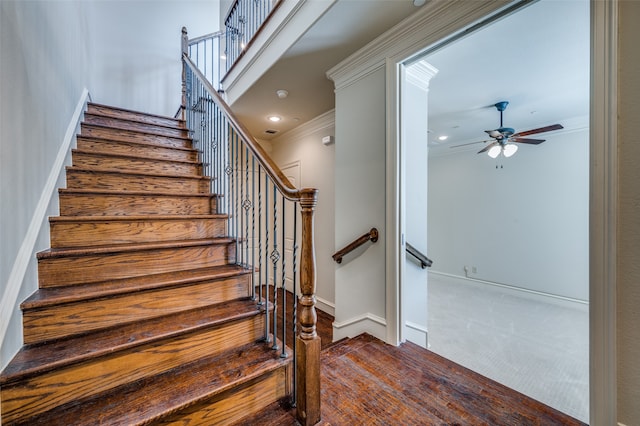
{"left": 258, "top": 165, "right": 263, "bottom": 305}
{"left": 244, "top": 147, "right": 250, "bottom": 268}
{"left": 234, "top": 130, "right": 239, "bottom": 259}
{"left": 226, "top": 120, "right": 232, "bottom": 232}
{"left": 281, "top": 194, "right": 287, "bottom": 358}
{"left": 271, "top": 184, "right": 279, "bottom": 350}
{"left": 251, "top": 155, "right": 256, "bottom": 300}
{"left": 239, "top": 142, "right": 244, "bottom": 266}
{"left": 264, "top": 176, "right": 270, "bottom": 343}
{"left": 292, "top": 201, "right": 298, "bottom": 406}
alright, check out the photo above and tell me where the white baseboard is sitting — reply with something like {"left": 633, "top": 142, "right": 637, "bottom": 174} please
{"left": 429, "top": 270, "right": 589, "bottom": 310}
{"left": 316, "top": 296, "right": 335, "bottom": 316}
{"left": 0, "top": 88, "right": 89, "bottom": 347}
{"left": 404, "top": 320, "right": 428, "bottom": 348}
{"left": 332, "top": 312, "right": 386, "bottom": 342}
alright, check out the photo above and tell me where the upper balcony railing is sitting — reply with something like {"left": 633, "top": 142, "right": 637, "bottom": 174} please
{"left": 224, "top": 0, "right": 281, "bottom": 75}
{"left": 187, "top": 31, "right": 225, "bottom": 92}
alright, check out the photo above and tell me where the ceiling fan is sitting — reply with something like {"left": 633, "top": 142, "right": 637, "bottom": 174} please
{"left": 453, "top": 101, "right": 564, "bottom": 158}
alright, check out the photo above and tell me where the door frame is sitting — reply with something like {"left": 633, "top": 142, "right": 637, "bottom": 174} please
{"left": 385, "top": 1, "right": 617, "bottom": 424}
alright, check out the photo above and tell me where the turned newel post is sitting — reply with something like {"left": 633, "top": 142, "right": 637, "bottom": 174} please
{"left": 180, "top": 27, "right": 188, "bottom": 121}
{"left": 296, "top": 188, "right": 321, "bottom": 426}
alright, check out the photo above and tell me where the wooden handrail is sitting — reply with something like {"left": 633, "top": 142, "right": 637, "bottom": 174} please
{"left": 182, "top": 52, "right": 315, "bottom": 203}
{"left": 406, "top": 242, "right": 433, "bottom": 269}
{"left": 332, "top": 228, "right": 379, "bottom": 264}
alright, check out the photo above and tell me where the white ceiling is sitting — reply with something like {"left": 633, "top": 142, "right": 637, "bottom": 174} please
{"left": 231, "top": 0, "right": 590, "bottom": 146}
{"left": 231, "top": 0, "right": 419, "bottom": 139}
{"left": 424, "top": 0, "right": 590, "bottom": 156}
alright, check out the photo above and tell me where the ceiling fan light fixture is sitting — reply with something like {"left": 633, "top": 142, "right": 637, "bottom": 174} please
{"left": 487, "top": 145, "right": 501, "bottom": 158}
{"left": 503, "top": 143, "right": 518, "bottom": 158}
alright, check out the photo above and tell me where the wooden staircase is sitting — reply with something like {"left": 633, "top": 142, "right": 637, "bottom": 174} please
{"left": 0, "top": 103, "right": 292, "bottom": 425}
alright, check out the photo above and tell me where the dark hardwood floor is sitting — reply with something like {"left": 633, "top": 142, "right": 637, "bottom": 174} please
{"left": 240, "top": 300, "right": 586, "bottom": 426}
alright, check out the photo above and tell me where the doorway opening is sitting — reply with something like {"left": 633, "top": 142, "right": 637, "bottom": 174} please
{"left": 400, "top": 0, "right": 590, "bottom": 421}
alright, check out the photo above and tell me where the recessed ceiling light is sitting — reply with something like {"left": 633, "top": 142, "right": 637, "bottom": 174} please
{"left": 268, "top": 116, "right": 281, "bottom": 122}
{"left": 438, "top": 135, "right": 448, "bottom": 141}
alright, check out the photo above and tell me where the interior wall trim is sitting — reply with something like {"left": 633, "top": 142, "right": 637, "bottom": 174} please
{"left": 429, "top": 271, "right": 589, "bottom": 308}
{"left": 332, "top": 312, "right": 387, "bottom": 342}
{"left": 589, "top": 0, "right": 618, "bottom": 424}
{"left": 315, "top": 296, "right": 335, "bottom": 317}
{"left": 0, "top": 88, "right": 90, "bottom": 350}
{"left": 272, "top": 108, "right": 335, "bottom": 143}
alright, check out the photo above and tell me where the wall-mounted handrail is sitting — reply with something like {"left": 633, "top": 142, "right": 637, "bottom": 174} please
{"left": 332, "top": 228, "right": 379, "bottom": 264}
{"left": 181, "top": 27, "right": 320, "bottom": 425}
{"left": 406, "top": 242, "right": 433, "bottom": 269}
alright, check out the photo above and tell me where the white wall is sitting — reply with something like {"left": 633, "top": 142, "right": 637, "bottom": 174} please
{"left": 618, "top": 1, "right": 640, "bottom": 422}
{"left": 268, "top": 111, "right": 336, "bottom": 315}
{"left": 87, "top": 0, "right": 218, "bottom": 117}
{"left": 332, "top": 67, "right": 387, "bottom": 341}
{"left": 0, "top": 0, "right": 93, "bottom": 371}
{"left": 427, "top": 127, "right": 589, "bottom": 301}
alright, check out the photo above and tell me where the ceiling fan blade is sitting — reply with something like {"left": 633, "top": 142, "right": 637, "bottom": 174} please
{"left": 512, "top": 124, "right": 563, "bottom": 137}
{"left": 512, "top": 137, "right": 546, "bottom": 145}
{"left": 450, "top": 139, "right": 493, "bottom": 149}
{"left": 478, "top": 141, "right": 498, "bottom": 154}
{"left": 485, "top": 130, "right": 502, "bottom": 138}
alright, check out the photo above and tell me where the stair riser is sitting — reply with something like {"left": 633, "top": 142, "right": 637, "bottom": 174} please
{"left": 160, "top": 367, "right": 290, "bottom": 425}
{"left": 38, "top": 243, "right": 236, "bottom": 287}
{"left": 59, "top": 193, "right": 216, "bottom": 216}
{"left": 1, "top": 316, "right": 265, "bottom": 424}
{"left": 87, "top": 104, "right": 184, "bottom": 128}
{"left": 77, "top": 138, "right": 198, "bottom": 162}
{"left": 72, "top": 151, "right": 201, "bottom": 176}
{"left": 50, "top": 218, "right": 226, "bottom": 248}
{"left": 84, "top": 114, "right": 189, "bottom": 139}
{"left": 23, "top": 275, "right": 250, "bottom": 345}
{"left": 81, "top": 124, "right": 191, "bottom": 149}
{"left": 66, "top": 170, "right": 210, "bottom": 193}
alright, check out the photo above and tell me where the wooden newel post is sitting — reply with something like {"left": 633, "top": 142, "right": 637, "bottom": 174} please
{"left": 296, "top": 188, "right": 321, "bottom": 426}
{"left": 180, "top": 27, "right": 188, "bottom": 121}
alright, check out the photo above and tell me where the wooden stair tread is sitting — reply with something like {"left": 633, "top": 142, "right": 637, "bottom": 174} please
{"left": 65, "top": 165, "right": 211, "bottom": 181}
{"left": 88, "top": 102, "right": 186, "bottom": 125}
{"left": 15, "top": 340, "right": 289, "bottom": 426}
{"left": 37, "top": 237, "right": 234, "bottom": 259}
{"left": 76, "top": 135, "right": 195, "bottom": 152}
{"left": 49, "top": 213, "right": 227, "bottom": 223}
{"left": 22, "top": 264, "right": 249, "bottom": 309}
{"left": 72, "top": 148, "right": 202, "bottom": 166}
{"left": 1, "top": 298, "right": 263, "bottom": 385}
{"left": 81, "top": 122, "right": 191, "bottom": 140}
{"left": 58, "top": 187, "right": 220, "bottom": 198}
{"left": 84, "top": 111, "right": 186, "bottom": 133}
{"left": 80, "top": 124, "right": 192, "bottom": 149}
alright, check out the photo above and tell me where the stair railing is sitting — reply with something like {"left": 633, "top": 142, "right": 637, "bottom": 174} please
{"left": 332, "top": 228, "right": 379, "bottom": 264}
{"left": 187, "top": 31, "right": 225, "bottom": 92}
{"left": 181, "top": 27, "right": 321, "bottom": 426}
{"left": 406, "top": 242, "right": 433, "bottom": 269}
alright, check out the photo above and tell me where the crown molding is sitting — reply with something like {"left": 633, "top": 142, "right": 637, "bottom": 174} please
{"left": 272, "top": 108, "right": 335, "bottom": 143}
{"left": 327, "top": 0, "right": 513, "bottom": 90}
{"left": 405, "top": 60, "right": 439, "bottom": 91}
